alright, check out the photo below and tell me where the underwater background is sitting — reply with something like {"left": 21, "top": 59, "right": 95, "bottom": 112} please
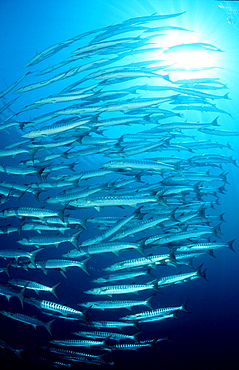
{"left": 0, "top": 0, "right": 239, "bottom": 369}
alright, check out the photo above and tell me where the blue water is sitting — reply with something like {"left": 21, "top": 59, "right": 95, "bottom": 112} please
{"left": 0, "top": 0, "right": 239, "bottom": 369}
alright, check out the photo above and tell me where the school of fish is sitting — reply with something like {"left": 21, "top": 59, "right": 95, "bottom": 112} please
{"left": 0, "top": 10, "right": 237, "bottom": 367}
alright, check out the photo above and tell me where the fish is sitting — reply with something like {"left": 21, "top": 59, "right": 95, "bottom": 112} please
{"left": 9, "top": 279, "right": 61, "bottom": 298}
{"left": 120, "top": 301, "right": 188, "bottom": 320}
{"left": 25, "top": 298, "right": 87, "bottom": 321}
{"left": 0, "top": 206, "right": 65, "bottom": 221}
{"left": 0, "top": 248, "right": 43, "bottom": 265}
{"left": 17, "top": 231, "right": 82, "bottom": 248}
{"left": 78, "top": 295, "right": 153, "bottom": 311}
{"left": 103, "top": 253, "right": 177, "bottom": 271}
{"left": 0, "top": 310, "right": 54, "bottom": 335}
{"left": 0, "top": 284, "right": 25, "bottom": 307}
{"left": 157, "top": 264, "right": 207, "bottom": 287}
{"left": 72, "top": 330, "right": 140, "bottom": 342}
{"left": 84, "top": 279, "right": 159, "bottom": 296}
{"left": 49, "top": 338, "right": 109, "bottom": 349}
{"left": 163, "top": 42, "right": 224, "bottom": 53}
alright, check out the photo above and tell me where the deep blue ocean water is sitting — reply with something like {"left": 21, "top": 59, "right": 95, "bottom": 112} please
{"left": 0, "top": 0, "right": 239, "bottom": 369}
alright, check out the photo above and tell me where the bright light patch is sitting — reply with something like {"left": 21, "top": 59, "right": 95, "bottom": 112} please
{"left": 173, "top": 50, "right": 215, "bottom": 70}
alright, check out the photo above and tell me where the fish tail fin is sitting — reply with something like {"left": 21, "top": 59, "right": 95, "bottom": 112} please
{"left": 181, "top": 299, "right": 190, "bottom": 313}
{"left": 46, "top": 319, "right": 55, "bottom": 335}
{"left": 196, "top": 264, "right": 208, "bottom": 281}
{"left": 211, "top": 116, "right": 220, "bottom": 126}
{"left": 51, "top": 282, "right": 61, "bottom": 299}
{"left": 18, "top": 286, "right": 26, "bottom": 308}
{"left": 71, "top": 230, "right": 82, "bottom": 248}
{"left": 29, "top": 248, "right": 44, "bottom": 266}
{"left": 145, "top": 294, "right": 155, "bottom": 309}
{"left": 133, "top": 331, "right": 143, "bottom": 341}
{"left": 156, "top": 196, "right": 168, "bottom": 207}
{"left": 80, "top": 257, "right": 91, "bottom": 275}
{"left": 57, "top": 207, "right": 65, "bottom": 222}
{"left": 228, "top": 239, "right": 236, "bottom": 252}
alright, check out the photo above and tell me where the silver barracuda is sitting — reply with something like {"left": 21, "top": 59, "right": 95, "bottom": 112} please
{"left": 85, "top": 320, "right": 138, "bottom": 330}
{"left": 175, "top": 239, "right": 236, "bottom": 253}
{"left": 0, "top": 311, "right": 54, "bottom": 335}
{"left": 0, "top": 284, "right": 25, "bottom": 307}
{"left": 144, "top": 227, "right": 216, "bottom": 245}
{"left": 120, "top": 301, "right": 188, "bottom": 321}
{"left": 80, "top": 214, "right": 135, "bottom": 247}
{"left": 0, "top": 248, "right": 43, "bottom": 265}
{"left": 0, "top": 147, "right": 30, "bottom": 158}
{"left": 91, "top": 269, "right": 153, "bottom": 283}
{"left": 109, "top": 341, "right": 155, "bottom": 351}
{"left": 49, "top": 338, "right": 108, "bottom": 348}
{"left": 22, "top": 118, "right": 93, "bottom": 138}
{"left": 137, "top": 313, "right": 177, "bottom": 323}
{"left": 103, "top": 158, "right": 177, "bottom": 172}
{"left": 157, "top": 264, "right": 207, "bottom": 287}
{"left": 110, "top": 213, "right": 175, "bottom": 241}
{"left": 25, "top": 298, "right": 87, "bottom": 320}
{"left": 78, "top": 295, "right": 153, "bottom": 311}
{"left": 78, "top": 241, "right": 144, "bottom": 256}
{"left": 17, "top": 231, "right": 82, "bottom": 248}
{"left": 84, "top": 279, "right": 159, "bottom": 296}
{"left": 9, "top": 279, "right": 61, "bottom": 298}
{"left": 72, "top": 330, "right": 140, "bottom": 342}
{"left": 0, "top": 207, "right": 65, "bottom": 221}
{"left": 103, "top": 253, "right": 176, "bottom": 272}
{"left": 67, "top": 194, "right": 163, "bottom": 212}
{"left": 72, "top": 36, "right": 144, "bottom": 55}
{"left": 13, "top": 258, "right": 90, "bottom": 276}
{"left": 0, "top": 72, "right": 31, "bottom": 98}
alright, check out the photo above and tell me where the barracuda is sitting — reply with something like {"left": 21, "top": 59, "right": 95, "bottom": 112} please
{"left": 25, "top": 298, "right": 86, "bottom": 320}
{"left": 145, "top": 227, "right": 216, "bottom": 245}
{"left": 109, "top": 341, "right": 155, "bottom": 350}
{"left": 0, "top": 164, "right": 43, "bottom": 177}
{"left": 49, "top": 338, "right": 108, "bottom": 348}
{"left": 86, "top": 68, "right": 170, "bottom": 81}
{"left": 0, "top": 147, "right": 30, "bottom": 158}
{"left": 72, "top": 330, "right": 140, "bottom": 342}
{"left": 80, "top": 214, "right": 135, "bottom": 247}
{"left": 9, "top": 279, "right": 61, "bottom": 298}
{"left": 14, "top": 258, "right": 90, "bottom": 276}
{"left": 103, "top": 158, "right": 177, "bottom": 172}
{"left": 17, "top": 231, "right": 82, "bottom": 248}
{"left": 157, "top": 264, "right": 207, "bottom": 287}
{"left": 103, "top": 253, "right": 176, "bottom": 272}
{"left": 0, "top": 284, "right": 25, "bottom": 307}
{"left": 84, "top": 279, "right": 159, "bottom": 296}
{"left": 79, "top": 241, "right": 144, "bottom": 256}
{"left": 0, "top": 248, "right": 42, "bottom": 265}
{"left": 78, "top": 295, "right": 153, "bottom": 311}
{"left": 68, "top": 194, "right": 163, "bottom": 212}
{"left": 85, "top": 320, "right": 138, "bottom": 330}
{"left": 91, "top": 269, "right": 152, "bottom": 283}
{"left": 0, "top": 72, "right": 30, "bottom": 98}
{"left": 0, "top": 206, "right": 65, "bottom": 221}
{"left": 138, "top": 313, "right": 177, "bottom": 323}
{"left": 46, "top": 184, "right": 107, "bottom": 204}
{"left": 175, "top": 239, "right": 236, "bottom": 253}
{"left": 120, "top": 301, "right": 188, "bottom": 321}
{"left": 0, "top": 311, "right": 54, "bottom": 335}
{"left": 110, "top": 213, "right": 175, "bottom": 241}
{"left": 72, "top": 36, "right": 142, "bottom": 55}
{"left": 22, "top": 118, "right": 92, "bottom": 138}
